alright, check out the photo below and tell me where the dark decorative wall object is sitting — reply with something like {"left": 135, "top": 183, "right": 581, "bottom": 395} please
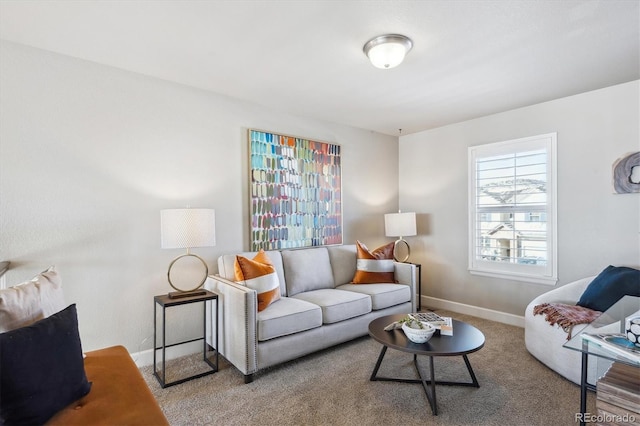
{"left": 613, "top": 151, "right": 640, "bottom": 194}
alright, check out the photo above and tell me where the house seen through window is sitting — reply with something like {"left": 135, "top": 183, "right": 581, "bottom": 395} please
{"left": 468, "top": 133, "right": 557, "bottom": 285}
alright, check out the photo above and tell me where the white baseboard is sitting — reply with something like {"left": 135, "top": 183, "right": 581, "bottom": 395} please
{"left": 130, "top": 340, "right": 203, "bottom": 368}
{"left": 421, "top": 295, "right": 525, "bottom": 328}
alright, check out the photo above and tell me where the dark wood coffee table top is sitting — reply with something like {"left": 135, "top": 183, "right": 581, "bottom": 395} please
{"left": 369, "top": 314, "right": 485, "bottom": 356}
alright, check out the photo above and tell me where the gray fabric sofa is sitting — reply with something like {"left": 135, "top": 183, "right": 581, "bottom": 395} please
{"left": 204, "top": 244, "right": 417, "bottom": 382}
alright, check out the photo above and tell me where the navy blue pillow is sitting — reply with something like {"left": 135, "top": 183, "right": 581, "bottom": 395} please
{"left": 0, "top": 304, "right": 91, "bottom": 425}
{"left": 577, "top": 265, "right": 640, "bottom": 312}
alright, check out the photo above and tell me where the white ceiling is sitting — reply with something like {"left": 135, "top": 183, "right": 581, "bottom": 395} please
{"left": 1, "top": 0, "right": 638, "bottom": 136}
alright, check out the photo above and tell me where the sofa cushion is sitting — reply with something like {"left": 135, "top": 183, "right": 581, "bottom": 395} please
{"left": 235, "top": 251, "right": 281, "bottom": 311}
{"left": 327, "top": 245, "right": 358, "bottom": 286}
{"left": 281, "top": 248, "right": 334, "bottom": 296}
{"left": 577, "top": 265, "right": 640, "bottom": 312}
{"left": 351, "top": 241, "right": 395, "bottom": 284}
{"left": 257, "top": 297, "right": 322, "bottom": 341}
{"left": 292, "top": 289, "right": 372, "bottom": 324}
{"left": 0, "top": 266, "right": 66, "bottom": 333}
{"left": 0, "top": 304, "right": 92, "bottom": 425}
{"left": 337, "top": 283, "right": 410, "bottom": 310}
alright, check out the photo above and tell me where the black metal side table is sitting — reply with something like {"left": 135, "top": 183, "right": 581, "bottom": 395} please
{"left": 153, "top": 290, "right": 218, "bottom": 388}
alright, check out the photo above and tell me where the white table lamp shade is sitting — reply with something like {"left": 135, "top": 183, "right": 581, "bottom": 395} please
{"left": 161, "top": 209, "right": 216, "bottom": 249}
{"left": 384, "top": 212, "right": 417, "bottom": 238}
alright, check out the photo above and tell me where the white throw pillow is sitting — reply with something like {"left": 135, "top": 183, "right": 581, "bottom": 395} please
{"left": 0, "top": 266, "right": 66, "bottom": 333}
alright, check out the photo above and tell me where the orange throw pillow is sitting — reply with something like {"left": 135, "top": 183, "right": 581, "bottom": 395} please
{"left": 234, "top": 250, "right": 281, "bottom": 311}
{"left": 351, "top": 240, "right": 396, "bottom": 284}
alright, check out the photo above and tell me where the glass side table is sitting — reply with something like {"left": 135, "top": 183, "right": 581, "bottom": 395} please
{"left": 563, "top": 295, "right": 640, "bottom": 425}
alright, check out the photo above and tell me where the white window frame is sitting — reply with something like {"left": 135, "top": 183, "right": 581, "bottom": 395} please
{"left": 468, "top": 133, "right": 558, "bottom": 285}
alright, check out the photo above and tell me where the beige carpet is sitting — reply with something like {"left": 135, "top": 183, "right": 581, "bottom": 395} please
{"left": 140, "top": 310, "right": 596, "bottom": 425}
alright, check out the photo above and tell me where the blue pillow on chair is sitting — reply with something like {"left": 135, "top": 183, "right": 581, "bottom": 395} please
{"left": 576, "top": 265, "right": 640, "bottom": 312}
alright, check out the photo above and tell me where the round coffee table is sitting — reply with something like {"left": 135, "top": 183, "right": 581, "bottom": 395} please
{"left": 368, "top": 314, "right": 485, "bottom": 415}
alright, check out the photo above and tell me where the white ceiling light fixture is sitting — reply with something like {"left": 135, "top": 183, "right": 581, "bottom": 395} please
{"left": 363, "top": 34, "right": 413, "bottom": 69}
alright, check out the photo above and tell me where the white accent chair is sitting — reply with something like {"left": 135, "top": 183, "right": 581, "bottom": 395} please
{"left": 524, "top": 276, "right": 618, "bottom": 385}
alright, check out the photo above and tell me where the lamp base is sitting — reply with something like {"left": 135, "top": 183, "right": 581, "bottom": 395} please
{"left": 393, "top": 238, "right": 411, "bottom": 263}
{"left": 168, "top": 289, "right": 207, "bottom": 299}
{"left": 166, "top": 252, "right": 209, "bottom": 297}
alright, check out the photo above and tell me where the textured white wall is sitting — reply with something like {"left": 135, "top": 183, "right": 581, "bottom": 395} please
{"left": 0, "top": 41, "right": 399, "bottom": 352}
{"left": 400, "top": 80, "right": 640, "bottom": 317}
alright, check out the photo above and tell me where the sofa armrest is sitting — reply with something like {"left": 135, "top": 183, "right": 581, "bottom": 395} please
{"left": 394, "top": 262, "right": 417, "bottom": 312}
{"left": 204, "top": 275, "right": 258, "bottom": 377}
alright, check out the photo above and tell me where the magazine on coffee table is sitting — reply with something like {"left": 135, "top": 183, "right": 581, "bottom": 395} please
{"left": 410, "top": 312, "right": 453, "bottom": 336}
{"left": 580, "top": 333, "right": 640, "bottom": 363}
{"left": 410, "top": 312, "right": 447, "bottom": 325}
{"left": 438, "top": 317, "right": 453, "bottom": 336}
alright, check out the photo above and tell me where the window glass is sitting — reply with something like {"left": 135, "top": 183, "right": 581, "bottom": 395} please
{"left": 468, "top": 133, "right": 557, "bottom": 285}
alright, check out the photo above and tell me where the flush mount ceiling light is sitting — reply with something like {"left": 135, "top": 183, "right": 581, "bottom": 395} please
{"left": 363, "top": 34, "right": 413, "bottom": 69}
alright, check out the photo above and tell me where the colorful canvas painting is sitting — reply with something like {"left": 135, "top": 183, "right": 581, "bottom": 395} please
{"left": 249, "top": 129, "right": 342, "bottom": 251}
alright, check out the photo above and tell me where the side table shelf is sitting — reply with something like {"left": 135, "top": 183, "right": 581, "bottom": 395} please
{"left": 153, "top": 290, "right": 219, "bottom": 388}
{"left": 596, "top": 362, "right": 640, "bottom": 423}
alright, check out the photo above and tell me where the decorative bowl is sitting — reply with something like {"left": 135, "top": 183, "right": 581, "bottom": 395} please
{"left": 402, "top": 320, "right": 436, "bottom": 344}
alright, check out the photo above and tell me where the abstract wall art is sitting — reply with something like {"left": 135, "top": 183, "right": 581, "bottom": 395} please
{"left": 249, "top": 129, "right": 342, "bottom": 251}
